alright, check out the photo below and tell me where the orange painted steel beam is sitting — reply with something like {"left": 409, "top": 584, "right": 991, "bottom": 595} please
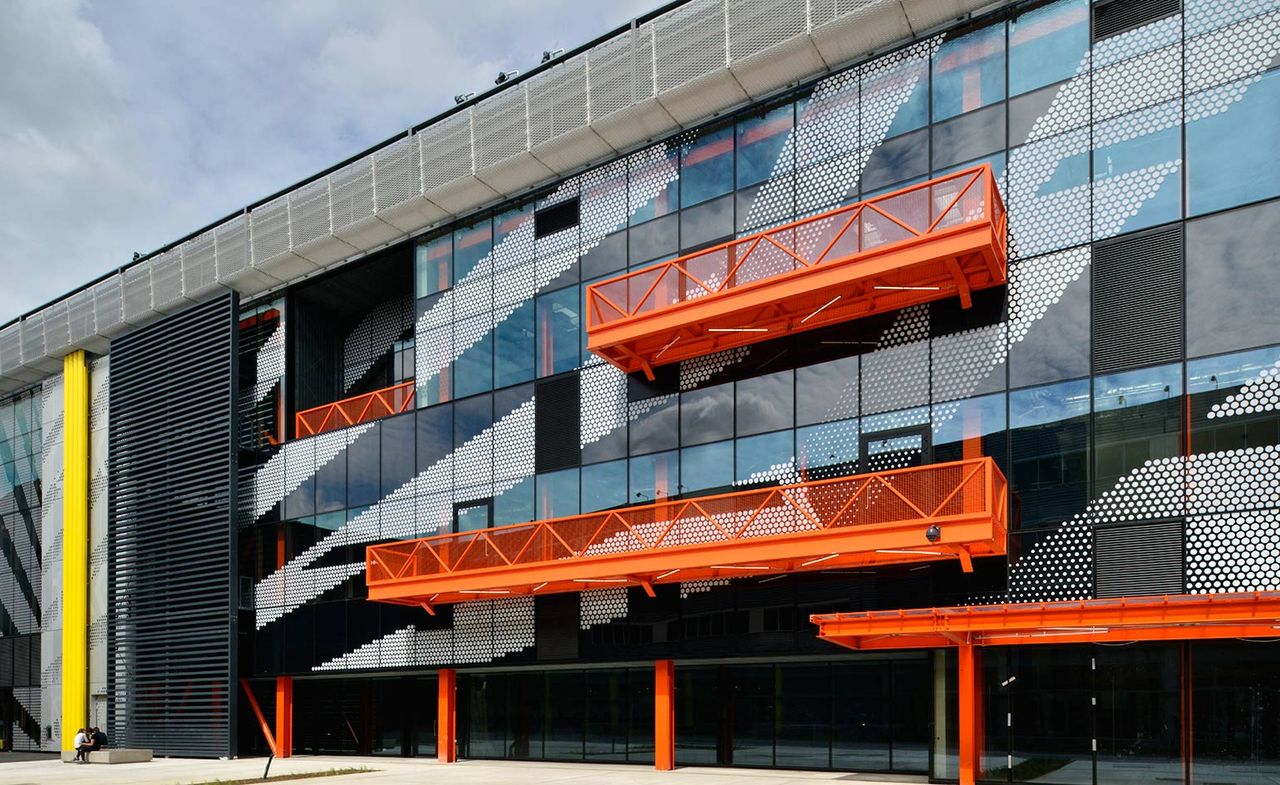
{"left": 274, "top": 676, "right": 293, "bottom": 758}
{"left": 811, "top": 592, "right": 1280, "bottom": 650}
{"left": 366, "top": 457, "right": 1006, "bottom": 607}
{"left": 239, "top": 679, "right": 278, "bottom": 757}
{"left": 655, "top": 660, "right": 675, "bottom": 771}
{"left": 438, "top": 669, "right": 457, "bottom": 763}
{"left": 958, "top": 643, "right": 982, "bottom": 785}
{"left": 586, "top": 164, "right": 1006, "bottom": 378}
{"left": 295, "top": 380, "right": 415, "bottom": 438}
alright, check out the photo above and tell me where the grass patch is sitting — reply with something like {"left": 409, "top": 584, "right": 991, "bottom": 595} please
{"left": 184, "top": 766, "right": 374, "bottom": 785}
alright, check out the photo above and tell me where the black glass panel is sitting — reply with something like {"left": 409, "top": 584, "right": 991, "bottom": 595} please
{"left": 832, "top": 660, "right": 891, "bottom": 771}
{"left": 1097, "top": 644, "right": 1182, "bottom": 785}
{"left": 1193, "top": 641, "right": 1280, "bottom": 785}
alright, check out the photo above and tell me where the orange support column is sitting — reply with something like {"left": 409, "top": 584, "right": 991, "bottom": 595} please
{"left": 438, "top": 669, "right": 457, "bottom": 763}
{"left": 958, "top": 643, "right": 984, "bottom": 785}
{"left": 655, "top": 659, "right": 675, "bottom": 771}
{"left": 274, "top": 676, "right": 293, "bottom": 758}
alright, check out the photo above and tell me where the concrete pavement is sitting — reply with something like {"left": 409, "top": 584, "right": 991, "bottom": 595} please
{"left": 0, "top": 754, "right": 927, "bottom": 785}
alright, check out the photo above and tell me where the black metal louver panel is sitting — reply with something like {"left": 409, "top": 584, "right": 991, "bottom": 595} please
{"left": 1092, "top": 0, "right": 1181, "bottom": 40}
{"left": 1094, "top": 520, "right": 1183, "bottom": 598}
{"left": 1092, "top": 225, "right": 1183, "bottom": 374}
{"left": 535, "top": 374, "right": 581, "bottom": 472}
{"left": 108, "top": 293, "right": 239, "bottom": 758}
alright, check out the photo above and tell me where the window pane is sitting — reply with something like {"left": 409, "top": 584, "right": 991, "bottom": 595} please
{"left": 454, "top": 218, "right": 493, "bottom": 281}
{"left": 1188, "top": 346, "right": 1280, "bottom": 457}
{"left": 933, "top": 24, "right": 1006, "bottom": 122}
{"left": 864, "top": 48, "right": 930, "bottom": 141}
{"left": 630, "top": 450, "right": 677, "bottom": 502}
{"left": 582, "top": 460, "right": 628, "bottom": 512}
{"left": 776, "top": 664, "right": 830, "bottom": 769}
{"left": 931, "top": 104, "right": 1006, "bottom": 171}
{"left": 860, "top": 128, "right": 929, "bottom": 194}
{"left": 536, "top": 468, "right": 579, "bottom": 519}
{"left": 630, "top": 144, "right": 679, "bottom": 226}
{"left": 628, "top": 215, "right": 678, "bottom": 264}
{"left": 455, "top": 501, "right": 491, "bottom": 532}
{"left": 1192, "top": 641, "right": 1280, "bottom": 785}
{"left": 680, "top": 441, "right": 733, "bottom": 495}
{"left": 1009, "top": 252, "right": 1091, "bottom": 387}
{"left": 537, "top": 286, "right": 580, "bottom": 376}
{"left": 833, "top": 660, "right": 891, "bottom": 770}
{"left": 1007, "top": 646, "right": 1094, "bottom": 784}
{"left": 416, "top": 403, "right": 452, "bottom": 473}
{"left": 681, "top": 382, "right": 734, "bottom": 446}
{"left": 1008, "top": 0, "right": 1088, "bottom": 96}
{"left": 1093, "top": 363, "right": 1183, "bottom": 497}
{"left": 680, "top": 194, "right": 734, "bottom": 251}
{"left": 736, "top": 370, "right": 794, "bottom": 436}
{"left": 495, "top": 300, "right": 535, "bottom": 387}
{"left": 1187, "top": 69, "right": 1280, "bottom": 216}
{"left": 453, "top": 324, "right": 493, "bottom": 398}
{"left": 681, "top": 125, "right": 734, "bottom": 208}
{"left": 736, "top": 430, "right": 794, "bottom": 483}
{"left": 1093, "top": 102, "right": 1182, "bottom": 237}
{"left": 493, "top": 477, "right": 533, "bottom": 526}
{"left": 730, "top": 665, "right": 775, "bottom": 766}
{"left": 737, "top": 103, "right": 794, "bottom": 188}
{"left": 314, "top": 443, "right": 347, "bottom": 513}
{"left": 1010, "top": 380, "right": 1090, "bottom": 529}
{"left": 454, "top": 393, "right": 492, "bottom": 448}
{"left": 1186, "top": 200, "right": 1280, "bottom": 357}
{"left": 380, "top": 412, "right": 415, "bottom": 497}
{"left": 494, "top": 202, "right": 533, "bottom": 248}
{"left": 797, "top": 418, "right": 859, "bottom": 480}
{"left": 932, "top": 393, "right": 1007, "bottom": 471}
{"left": 1097, "top": 645, "right": 1183, "bottom": 785}
{"left": 581, "top": 230, "right": 627, "bottom": 281}
{"left": 796, "top": 356, "right": 859, "bottom": 426}
{"left": 347, "top": 422, "right": 380, "bottom": 508}
{"left": 630, "top": 394, "right": 678, "bottom": 456}
{"left": 416, "top": 235, "right": 451, "bottom": 297}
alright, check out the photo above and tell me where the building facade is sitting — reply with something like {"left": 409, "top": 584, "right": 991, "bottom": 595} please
{"left": 3, "top": 0, "right": 1280, "bottom": 782}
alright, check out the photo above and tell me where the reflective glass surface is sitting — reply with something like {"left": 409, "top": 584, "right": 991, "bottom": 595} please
{"left": 736, "top": 430, "right": 793, "bottom": 483}
{"left": 537, "top": 286, "right": 580, "bottom": 376}
{"left": 416, "top": 234, "right": 451, "bottom": 297}
{"left": 536, "top": 467, "right": 580, "bottom": 519}
{"left": 1186, "top": 200, "right": 1280, "bottom": 358}
{"left": 737, "top": 103, "right": 794, "bottom": 188}
{"left": 1008, "top": 0, "right": 1088, "bottom": 97}
{"left": 454, "top": 218, "right": 493, "bottom": 281}
{"left": 681, "top": 125, "right": 734, "bottom": 207}
{"left": 1187, "top": 68, "right": 1280, "bottom": 216}
{"left": 681, "top": 382, "right": 734, "bottom": 446}
{"left": 495, "top": 300, "right": 535, "bottom": 387}
{"left": 629, "top": 145, "right": 679, "bottom": 226}
{"left": 680, "top": 441, "right": 733, "bottom": 495}
{"left": 581, "top": 459, "right": 628, "bottom": 512}
{"left": 453, "top": 323, "right": 493, "bottom": 398}
{"left": 1010, "top": 380, "right": 1090, "bottom": 529}
{"left": 1093, "top": 363, "right": 1183, "bottom": 497}
{"left": 933, "top": 24, "right": 1006, "bottom": 121}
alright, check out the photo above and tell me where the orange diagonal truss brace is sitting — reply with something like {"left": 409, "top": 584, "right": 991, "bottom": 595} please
{"left": 811, "top": 591, "right": 1280, "bottom": 650}
{"left": 366, "top": 457, "right": 1007, "bottom": 607}
{"left": 586, "top": 164, "right": 1006, "bottom": 379}
{"left": 295, "top": 380, "right": 415, "bottom": 438}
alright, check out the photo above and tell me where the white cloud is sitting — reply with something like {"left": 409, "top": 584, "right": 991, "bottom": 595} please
{"left": 0, "top": 0, "right": 653, "bottom": 323}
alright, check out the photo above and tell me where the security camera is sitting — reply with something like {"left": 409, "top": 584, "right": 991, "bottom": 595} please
{"left": 925, "top": 524, "right": 941, "bottom": 543}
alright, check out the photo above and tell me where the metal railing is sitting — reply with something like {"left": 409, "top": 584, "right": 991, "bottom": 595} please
{"left": 366, "top": 457, "right": 1006, "bottom": 602}
{"left": 586, "top": 164, "right": 1005, "bottom": 329}
{"left": 295, "top": 380, "right": 414, "bottom": 438}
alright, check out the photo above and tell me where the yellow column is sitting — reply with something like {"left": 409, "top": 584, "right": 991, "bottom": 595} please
{"left": 61, "top": 350, "right": 89, "bottom": 750}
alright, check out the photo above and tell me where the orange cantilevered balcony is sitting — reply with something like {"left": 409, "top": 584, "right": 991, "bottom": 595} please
{"left": 295, "top": 380, "right": 415, "bottom": 438}
{"left": 586, "top": 164, "right": 1006, "bottom": 379}
{"left": 366, "top": 457, "right": 1007, "bottom": 612}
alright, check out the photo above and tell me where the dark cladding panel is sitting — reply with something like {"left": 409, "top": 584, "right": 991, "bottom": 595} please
{"left": 1095, "top": 520, "right": 1184, "bottom": 598}
{"left": 108, "top": 293, "right": 238, "bottom": 758}
{"left": 1092, "top": 225, "right": 1183, "bottom": 374}
{"left": 535, "top": 374, "right": 580, "bottom": 472}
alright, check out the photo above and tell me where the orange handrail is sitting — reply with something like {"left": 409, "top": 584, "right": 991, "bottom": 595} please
{"left": 586, "top": 164, "right": 1005, "bottom": 330}
{"left": 295, "top": 380, "right": 415, "bottom": 438}
{"left": 366, "top": 457, "right": 1007, "bottom": 606}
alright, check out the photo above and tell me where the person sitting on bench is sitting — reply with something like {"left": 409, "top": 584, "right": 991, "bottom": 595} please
{"left": 73, "top": 728, "right": 92, "bottom": 763}
{"left": 91, "top": 727, "right": 108, "bottom": 751}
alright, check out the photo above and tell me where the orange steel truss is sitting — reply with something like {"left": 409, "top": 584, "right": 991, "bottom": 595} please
{"left": 366, "top": 457, "right": 1006, "bottom": 610}
{"left": 586, "top": 164, "right": 1006, "bottom": 379}
{"left": 811, "top": 591, "right": 1280, "bottom": 650}
{"left": 295, "top": 380, "right": 415, "bottom": 438}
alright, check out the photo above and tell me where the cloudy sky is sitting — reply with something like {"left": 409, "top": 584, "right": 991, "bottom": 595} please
{"left": 0, "top": 0, "right": 654, "bottom": 323}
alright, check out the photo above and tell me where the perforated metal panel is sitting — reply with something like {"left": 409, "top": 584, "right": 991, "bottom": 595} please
{"left": 474, "top": 85, "right": 530, "bottom": 169}
{"left": 107, "top": 293, "right": 238, "bottom": 758}
{"left": 1092, "top": 225, "right": 1183, "bottom": 373}
{"left": 373, "top": 135, "right": 421, "bottom": 212}
{"left": 1095, "top": 519, "right": 1183, "bottom": 597}
{"left": 655, "top": 0, "right": 728, "bottom": 93}
{"left": 529, "top": 57, "right": 590, "bottom": 146}
{"left": 422, "top": 110, "right": 475, "bottom": 191}
{"left": 288, "top": 179, "right": 332, "bottom": 248}
{"left": 250, "top": 195, "right": 292, "bottom": 264}
{"left": 330, "top": 159, "right": 376, "bottom": 232}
